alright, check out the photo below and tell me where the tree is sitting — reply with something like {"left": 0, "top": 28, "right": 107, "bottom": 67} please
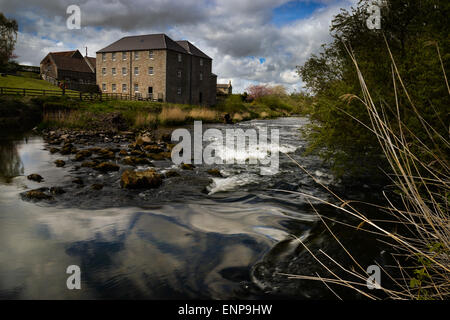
{"left": 297, "top": 0, "right": 449, "bottom": 177}
{"left": 0, "top": 13, "right": 18, "bottom": 71}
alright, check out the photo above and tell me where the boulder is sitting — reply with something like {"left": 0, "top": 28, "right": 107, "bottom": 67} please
{"left": 50, "top": 186, "right": 66, "bottom": 195}
{"left": 27, "top": 173, "right": 43, "bottom": 182}
{"left": 207, "top": 168, "right": 222, "bottom": 177}
{"left": 165, "top": 170, "right": 181, "bottom": 178}
{"left": 122, "top": 156, "right": 151, "bottom": 166}
{"left": 49, "top": 147, "right": 59, "bottom": 154}
{"left": 54, "top": 160, "right": 65, "bottom": 167}
{"left": 180, "top": 163, "right": 195, "bottom": 170}
{"left": 147, "top": 152, "right": 171, "bottom": 161}
{"left": 120, "top": 169, "right": 163, "bottom": 189}
{"left": 81, "top": 160, "right": 99, "bottom": 168}
{"left": 74, "top": 149, "right": 92, "bottom": 161}
{"left": 94, "top": 162, "right": 120, "bottom": 173}
{"left": 23, "top": 189, "right": 53, "bottom": 201}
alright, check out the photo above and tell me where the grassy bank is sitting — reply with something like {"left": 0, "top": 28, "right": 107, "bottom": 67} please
{"left": 36, "top": 93, "right": 309, "bottom": 130}
{"left": 0, "top": 74, "right": 77, "bottom": 92}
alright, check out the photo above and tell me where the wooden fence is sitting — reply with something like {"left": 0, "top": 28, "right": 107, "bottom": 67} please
{"left": 0, "top": 86, "right": 145, "bottom": 101}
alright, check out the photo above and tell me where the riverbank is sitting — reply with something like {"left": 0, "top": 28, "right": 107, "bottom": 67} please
{"left": 0, "top": 93, "right": 307, "bottom": 134}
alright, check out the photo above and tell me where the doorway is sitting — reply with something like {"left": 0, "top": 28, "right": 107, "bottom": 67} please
{"left": 148, "top": 87, "right": 153, "bottom": 100}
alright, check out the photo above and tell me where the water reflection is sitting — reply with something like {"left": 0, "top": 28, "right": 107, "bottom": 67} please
{"left": 0, "top": 138, "right": 23, "bottom": 183}
{"left": 0, "top": 118, "right": 332, "bottom": 299}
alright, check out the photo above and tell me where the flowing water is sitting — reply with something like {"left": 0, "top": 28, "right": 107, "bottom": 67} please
{"left": 0, "top": 117, "right": 386, "bottom": 299}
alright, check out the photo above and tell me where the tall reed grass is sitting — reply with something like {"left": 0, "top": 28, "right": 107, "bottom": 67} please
{"left": 283, "top": 39, "right": 449, "bottom": 300}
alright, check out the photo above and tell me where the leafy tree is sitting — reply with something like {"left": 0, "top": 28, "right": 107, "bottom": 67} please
{"left": 0, "top": 13, "right": 18, "bottom": 71}
{"left": 297, "top": 0, "right": 449, "bottom": 178}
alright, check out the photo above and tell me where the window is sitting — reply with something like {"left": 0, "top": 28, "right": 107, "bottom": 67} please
{"left": 112, "top": 84, "right": 116, "bottom": 92}
{"left": 134, "top": 83, "right": 139, "bottom": 92}
{"left": 102, "top": 53, "right": 106, "bottom": 62}
{"left": 122, "top": 84, "right": 127, "bottom": 92}
{"left": 122, "top": 67, "right": 127, "bottom": 75}
{"left": 122, "top": 52, "right": 127, "bottom": 60}
{"left": 177, "top": 70, "right": 182, "bottom": 78}
{"left": 134, "top": 51, "right": 139, "bottom": 60}
{"left": 200, "top": 59, "right": 203, "bottom": 66}
{"left": 112, "top": 52, "right": 116, "bottom": 61}
{"left": 200, "top": 72, "right": 203, "bottom": 81}
{"left": 112, "top": 67, "right": 116, "bottom": 76}
{"left": 177, "top": 87, "right": 182, "bottom": 95}
{"left": 149, "top": 50, "right": 154, "bottom": 59}
{"left": 134, "top": 67, "right": 139, "bottom": 75}
{"left": 102, "top": 68, "right": 106, "bottom": 76}
{"left": 178, "top": 53, "right": 182, "bottom": 62}
{"left": 102, "top": 83, "right": 106, "bottom": 91}
{"left": 149, "top": 67, "right": 154, "bottom": 75}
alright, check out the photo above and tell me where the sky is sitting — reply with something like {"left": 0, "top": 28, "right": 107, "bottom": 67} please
{"left": 0, "top": 0, "right": 356, "bottom": 93}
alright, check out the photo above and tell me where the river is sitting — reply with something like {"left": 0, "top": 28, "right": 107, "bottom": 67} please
{"left": 0, "top": 117, "right": 388, "bottom": 299}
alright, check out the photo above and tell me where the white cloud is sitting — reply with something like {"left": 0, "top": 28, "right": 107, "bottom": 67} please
{"left": 4, "top": 0, "right": 355, "bottom": 92}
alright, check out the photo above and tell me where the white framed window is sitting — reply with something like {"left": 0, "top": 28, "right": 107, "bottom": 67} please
{"left": 177, "top": 87, "right": 181, "bottom": 95}
{"left": 122, "top": 52, "right": 127, "bottom": 60}
{"left": 134, "top": 67, "right": 139, "bottom": 75}
{"left": 200, "top": 58, "right": 203, "bottom": 66}
{"left": 149, "top": 67, "right": 154, "bottom": 75}
{"left": 102, "top": 67, "right": 106, "bottom": 76}
{"left": 102, "top": 83, "right": 106, "bottom": 91}
{"left": 178, "top": 53, "right": 182, "bottom": 62}
{"left": 134, "top": 83, "right": 139, "bottom": 92}
{"left": 177, "top": 70, "right": 182, "bottom": 78}
{"left": 102, "top": 53, "right": 106, "bottom": 62}
{"left": 122, "top": 67, "right": 127, "bottom": 75}
{"left": 122, "top": 84, "right": 127, "bottom": 92}
{"left": 112, "top": 67, "right": 116, "bottom": 76}
{"left": 112, "top": 83, "right": 116, "bottom": 92}
{"left": 112, "top": 52, "right": 116, "bottom": 61}
{"left": 134, "top": 51, "right": 139, "bottom": 60}
{"left": 200, "top": 72, "right": 203, "bottom": 81}
{"left": 149, "top": 50, "right": 154, "bottom": 59}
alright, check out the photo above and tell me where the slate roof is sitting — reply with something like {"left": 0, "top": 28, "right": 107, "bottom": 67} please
{"left": 176, "top": 40, "right": 211, "bottom": 59}
{"left": 97, "top": 34, "right": 186, "bottom": 54}
{"left": 97, "top": 34, "right": 212, "bottom": 59}
{"left": 41, "top": 50, "right": 96, "bottom": 74}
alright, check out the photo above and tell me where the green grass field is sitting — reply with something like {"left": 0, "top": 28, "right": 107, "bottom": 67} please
{"left": 0, "top": 74, "right": 66, "bottom": 91}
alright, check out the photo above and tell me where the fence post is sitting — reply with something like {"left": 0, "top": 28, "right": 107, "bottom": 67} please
{"left": 80, "top": 92, "right": 82, "bottom": 101}
{"left": 43, "top": 90, "right": 45, "bottom": 96}
{"left": 23, "top": 88, "right": 26, "bottom": 96}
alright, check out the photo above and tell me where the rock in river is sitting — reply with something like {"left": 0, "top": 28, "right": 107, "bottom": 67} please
{"left": 120, "top": 169, "right": 163, "bottom": 189}
{"left": 27, "top": 173, "right": 44, "bottom": 182}
{"left": 23, "top": 189, "right": 53, "bottom": 201}
{"left": 94, "top": 162, "right": 120, "bottom": 173}
{"left": 74, "top": 149, "right": 92, "bottom": 161}
{"left": 54, "top": 160, "right": 66, "bottom": 167}
{"left": 207, "top": 168, "right": 222, "bottom": 177}
{"left": 180, "top": 163, "right": 195, "bottom": 170}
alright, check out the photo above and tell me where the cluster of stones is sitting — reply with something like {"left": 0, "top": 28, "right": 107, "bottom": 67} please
{"left": 23, "top": 129, "right": 223, "bottom": 201}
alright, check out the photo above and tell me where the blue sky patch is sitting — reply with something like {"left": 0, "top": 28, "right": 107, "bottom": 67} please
{"left": 272, "top": 1, "right": 325, "bottom": 26}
